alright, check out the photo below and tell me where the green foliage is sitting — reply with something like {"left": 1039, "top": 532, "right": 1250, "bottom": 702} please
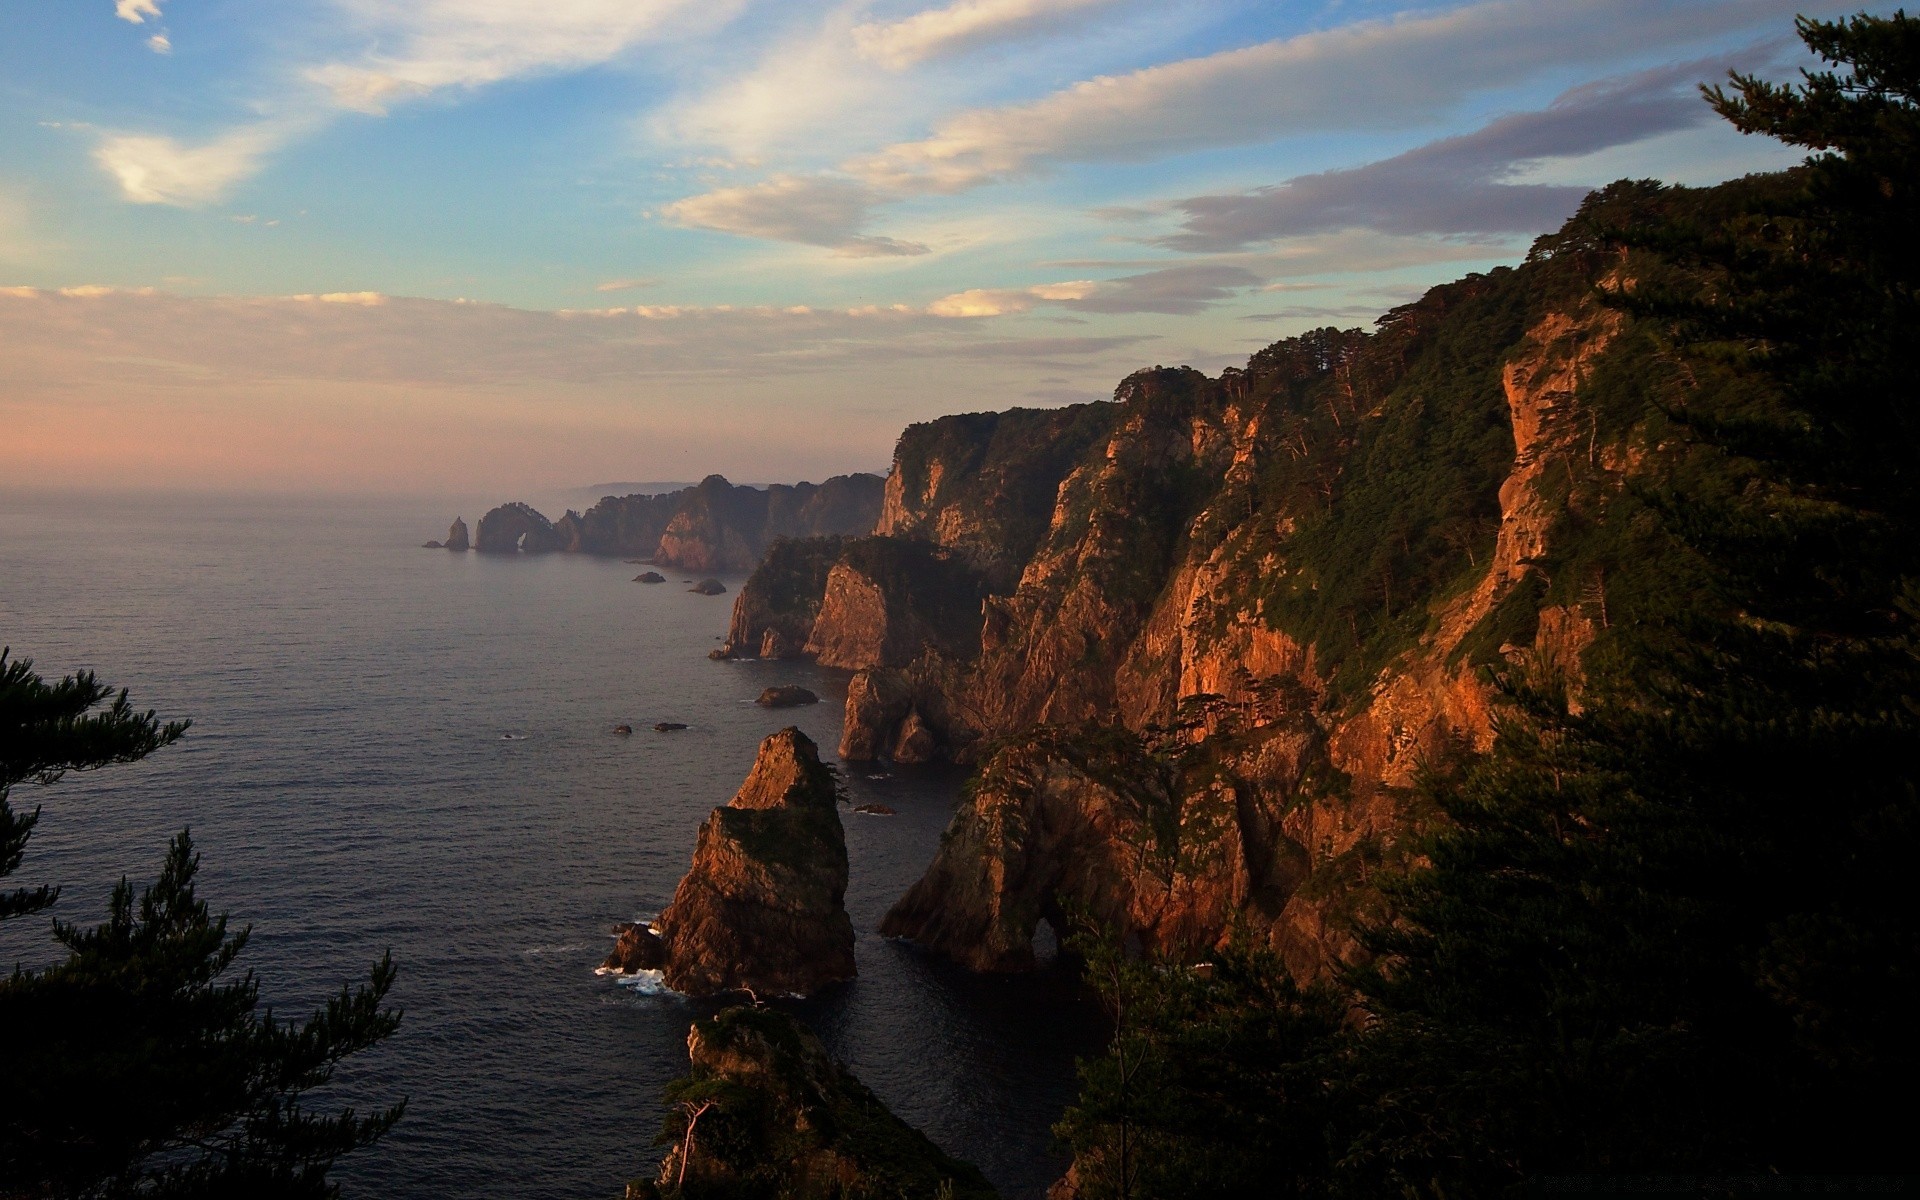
{"left": 889, "top": 404, "right": 1116, "bottom": 586}
{"left": 640, "top": 1007, "right": 998, "bottom": 1200}
{"left": 837, "top": 535, "right": 990, "bottom": 656}
{"left": 0, "top": 647, "right": 188, "bottom": 922}
{"left": 1250, "top": 272, "right": 1532, "bottom": 701}
{"left": 1334, "top": 13, "right": 1920, "bottom": 1194}
{"left": 0, "top": 649, "right": 403, "bottom": 1198}
{"left": 1054, "top": 923, "right": 1345, "bottom": 1200}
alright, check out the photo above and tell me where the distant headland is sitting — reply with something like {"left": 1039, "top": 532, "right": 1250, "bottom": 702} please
{"left": 434, "top": 472, "right": 883, "bottom": 572}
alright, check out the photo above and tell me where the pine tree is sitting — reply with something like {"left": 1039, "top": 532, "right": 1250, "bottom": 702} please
{"left": 1337, "top": 14, "right": 1920, "bottom": 1194}
{"left": 0, "top": 649, "right": 404, "bottom": 1198}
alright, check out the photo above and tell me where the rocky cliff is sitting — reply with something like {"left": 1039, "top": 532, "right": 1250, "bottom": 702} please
{"left": 626, "top": 1006, "right": 997, "bottom": 1200}
{"left": 444, "top": 516, "right": 469, "bottom": 552}
{"left": 467, "top": 473, "right": 882, "bottom": 566}
{"left": 603, "top": 727, "right": 854, "bottom": 997}
{"left": 731, "top": 182, "right": 1698, "bottom": 982}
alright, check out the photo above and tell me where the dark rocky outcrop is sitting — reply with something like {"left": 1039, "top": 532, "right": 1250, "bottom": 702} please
{"left": 801, "top": 537, "right": 986, "bottom": 670}
{"left": 689, "top": 579, "right": 726, "bottom": 596}
{"left": 474, "top": 502, "right": 563, "bottom": 553}
{"left": 602, "top": 728, "right": 854, "bottom": 997}
{"left": 655, "top": 722, "right": 688, "bottom": 732}
{"left": 626, "top": 1006, "right": 996, "bottom": 1200}
{"left": 605, "top": 922, "right": 666, "bottom": 973}
{"left": 717, "top": 537, "right": 846, "bottom": 659}
{"left": 755, "top": 686, "right": 819, "bottom": 708}
{"left": 444, "top": 517, "right": 470, "bottom": 552}
{"left": 634, "top": 571, "right": 667, "bottom": 583}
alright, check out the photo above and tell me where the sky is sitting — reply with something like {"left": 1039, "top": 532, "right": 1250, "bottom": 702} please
{"left": 0, "top": 0, "right": 1878, "bottom": 495}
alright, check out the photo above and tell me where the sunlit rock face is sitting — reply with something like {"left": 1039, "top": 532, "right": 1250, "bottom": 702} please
{"left": 602, "top": 727, "right": 853, "bottom": 998}
{"left": 732, "top": 222, "right": 1656, "bottom": 983}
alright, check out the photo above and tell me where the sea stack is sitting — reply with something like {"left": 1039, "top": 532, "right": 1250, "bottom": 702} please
{"left": 602, "top": 727, "right": 854, "bottom": 996}
{"left": 444, "top": 516, "right": 470, "bottom": 552}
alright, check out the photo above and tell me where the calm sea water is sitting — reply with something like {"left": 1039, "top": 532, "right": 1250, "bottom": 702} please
{"left": 0, "top": 492, "right": 1097, "bottom": 1199}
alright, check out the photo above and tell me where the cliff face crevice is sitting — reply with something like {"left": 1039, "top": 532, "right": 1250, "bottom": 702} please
{"left": 603, "top": 727, "right": 854, "bottom": 998}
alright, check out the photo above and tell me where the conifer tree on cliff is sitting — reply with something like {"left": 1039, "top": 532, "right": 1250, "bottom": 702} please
{"left": 0, "top": 648, "right": 404, "bottom": 1198}
{"left": 1339, "top": 13, "right": 1920, "bottom": 1193}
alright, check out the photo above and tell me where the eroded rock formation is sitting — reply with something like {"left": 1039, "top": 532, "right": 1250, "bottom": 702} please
{"left": 444, "top": 517, "right": 469, "bottom": 552}
{"left": 474, "top": 502, "right": 563, "bottom": 553}
{"left": 625, "top": 1006, "right": 997, "bottom": 1200}
{"left": 603, "top": 728, "right": 854, "bottom": 997}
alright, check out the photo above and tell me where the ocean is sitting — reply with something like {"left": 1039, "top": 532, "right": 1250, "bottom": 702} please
{"left": 0, "top": 491, "right": 1098, "bottom": 1199}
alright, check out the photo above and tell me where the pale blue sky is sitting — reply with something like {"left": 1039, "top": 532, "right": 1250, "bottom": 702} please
{"left": 0, "top": 0, "right": 1863, "bottom": 492}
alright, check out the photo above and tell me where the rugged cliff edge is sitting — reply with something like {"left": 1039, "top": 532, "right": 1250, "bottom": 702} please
{"left": 722, "top": 183, "right": 1711, "bottom": 982}
{"left": 626, "top": 1006, "right": 997, "bottom": 1200}
{"left": 603, "top": 727, "right": 854, "bottom": 997}
{"left": 466, "top": 473, "right": 883, "bottom": 569}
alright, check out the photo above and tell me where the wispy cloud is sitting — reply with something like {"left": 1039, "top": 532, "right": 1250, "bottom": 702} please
{"left": 660, "top": 175, "right": 929, "bottom": 256}
{"left": 0, "top": 284, "right": 1148, "bottom": 389}
{"left": 595, "top": 278, "right": 658, "bottom": 292}
{"left": 114, "top": 0, "right": 161, "bottom": 24}
{"left": 308, "top": 0, "right": 732, "bottom": 114}
{"left": 665, "top": 0, "right": 1809, "bottom": 252}
{"left": 1159, "top": 54, "right": 1753, "bottom": 252}
{"left": 853, "top": 0, "right": 1126, "bottom": 69}
{"left": 93, "top": 125, "right": 287, "bottom": 206}
{"left": 930, "top": 264, "right": 1259, "bottom": 316}
{"left": 852, "top": 0, "right": 1808, "bottom": 193}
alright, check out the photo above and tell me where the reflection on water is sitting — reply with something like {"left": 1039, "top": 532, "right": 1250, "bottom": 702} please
{"left": 0, "top": 491, "right": 1101, "bottom": 1199}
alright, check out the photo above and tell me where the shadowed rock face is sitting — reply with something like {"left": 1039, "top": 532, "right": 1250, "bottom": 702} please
{"left": 718, "top": 536, "right": 846, "bottom": 660}
{"left": 603, "top": 728, "right": 854, "bottom": 998}
{"left": 444, "top": 517, "right": 469, "bottom": 552}
{"left": 626, "top": 1006, "right": 998, "bottom": 1200}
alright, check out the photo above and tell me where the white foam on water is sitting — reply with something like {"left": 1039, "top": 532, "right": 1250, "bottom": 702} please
{"left": 611, "top": 968, "right": 672, "bottom": 995}
{"left": 521, "top": 943, "right": 587, "bottom": 957}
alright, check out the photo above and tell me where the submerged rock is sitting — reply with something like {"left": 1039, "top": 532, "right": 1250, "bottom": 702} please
{"left": 853, "top": 803, "right": 897, "bottom": 816}
{"left": 421, "top": 540, "right": 443, "bottom": 548}
{"left": 654, "top": 722, "right": 688, "bottom": 732}
{"left": 634, "top": 571, "right": 666, "bottom": 583}
{"left": 614, "top": 724, "right": 633, "bottom": 735}
{"left": 604, "top": 728, "right": 853, "bottom": 996}
{"left": 755, "top": 685, "right": 819, "bottom": 708}
{"left": 626, "top": 1006, "right": 997, "bottom": 1200}
{"left": 689, "top": 578, "right": 727, "bottom": 595}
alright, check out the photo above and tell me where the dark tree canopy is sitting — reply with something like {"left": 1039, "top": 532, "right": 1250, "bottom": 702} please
{"left": 0, "top": 649, "right": 403, "bottom": 1199}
